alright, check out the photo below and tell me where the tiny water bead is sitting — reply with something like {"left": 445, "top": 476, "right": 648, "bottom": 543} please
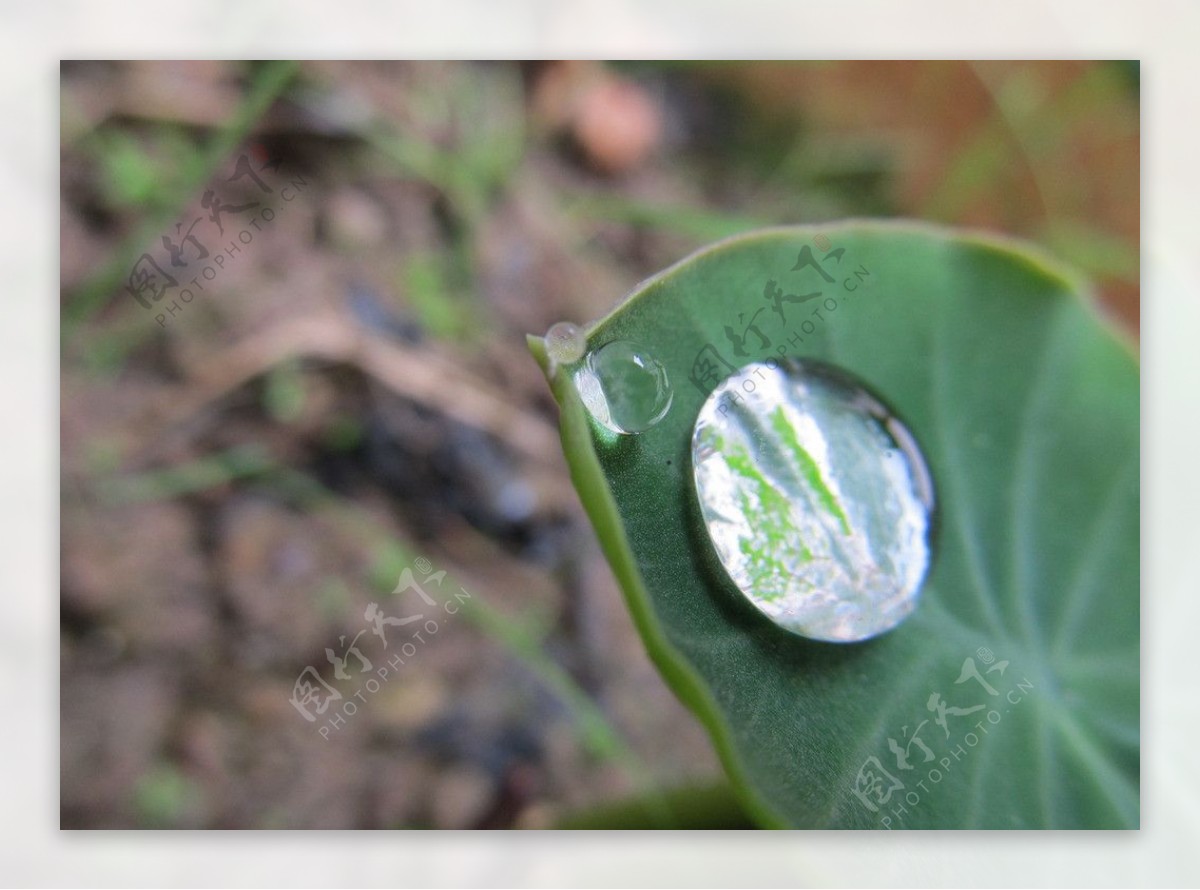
{"left": 544, "top": 321, "right": 587, "bottom": 365}
{"left": 575, "top": 339, "right": 673, "bottom": 435}
{"left": 691, "top": 358, "right": 934, "bottom": 643}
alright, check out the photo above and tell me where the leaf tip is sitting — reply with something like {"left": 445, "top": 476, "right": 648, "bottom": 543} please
{"left": 526, "top": 332, "right": 551, "bottom": 376}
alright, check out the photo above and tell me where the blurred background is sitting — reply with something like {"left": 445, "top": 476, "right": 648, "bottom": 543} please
{"left": 59, "top": 60, "right": 1139, "bottom": 829}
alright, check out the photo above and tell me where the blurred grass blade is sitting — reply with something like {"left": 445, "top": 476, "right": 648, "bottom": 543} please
{"left": 254, "top": 465, "right": 672, "bottom": 818}
{"left": 97, "top": 444, "right": 273, "bottom": 504}
{"left": 63, "top": 60, "right": 300, "bottom": 335}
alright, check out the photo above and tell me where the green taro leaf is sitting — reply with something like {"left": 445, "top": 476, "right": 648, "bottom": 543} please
{"left": 529, "top": 221, "right": 1138, "bottom": 829}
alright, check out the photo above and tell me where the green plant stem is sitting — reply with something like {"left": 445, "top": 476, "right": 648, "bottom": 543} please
{"left": 552, "top": 779, "right": 756, "bottom": 829}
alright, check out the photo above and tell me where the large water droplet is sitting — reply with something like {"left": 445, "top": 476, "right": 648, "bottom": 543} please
{"left": 575, "top": 340, "right": 673, "bottom": 435}
{"left": 691, "top": 358, "right": 934, "bottom": 643}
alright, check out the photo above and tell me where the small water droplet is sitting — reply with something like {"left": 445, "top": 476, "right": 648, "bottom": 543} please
{"left": 691, "top": 358, "right": 934, "bottom": 643}
{"left": 544, "top": 321, "right": 587, "bottom": 365}
{"left": 575, "top": 340, "right": 673, "bottom": 435}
